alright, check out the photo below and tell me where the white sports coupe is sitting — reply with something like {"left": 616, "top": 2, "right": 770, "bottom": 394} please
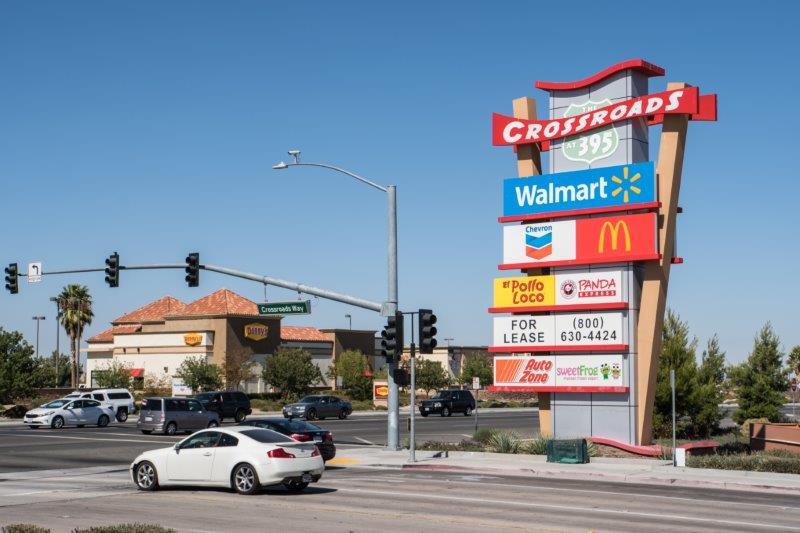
{"left": 131, "top": 426, "right": 325, "bottom": 494}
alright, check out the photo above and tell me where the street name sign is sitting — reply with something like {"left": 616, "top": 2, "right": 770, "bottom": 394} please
{"left": 258, "top": 300, "right": 311, "bottom": 315}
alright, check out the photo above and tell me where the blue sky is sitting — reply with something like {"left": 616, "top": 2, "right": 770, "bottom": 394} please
{"left": 1, "top": 1, "right": 798, "bottom": 364}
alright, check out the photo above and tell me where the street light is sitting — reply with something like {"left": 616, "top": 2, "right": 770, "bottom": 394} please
{"left": 345, "top": 314, "right": 352, "bottom": 330}
{"left": 273, "top": 149, "right": 401, "bottom": 450}
{"left": 50, "top": 296, "right": 61, "bottom": 387}
{"left": 32, "top": 316, "right": 46, "bottom": 358}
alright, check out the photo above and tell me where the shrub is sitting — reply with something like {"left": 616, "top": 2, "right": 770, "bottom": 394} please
{"left": 175, "top": 357, "right": 222, "bottom": 393}
{"left": 2, "top": 405, "right": 29, "bottom": 419}
{"left": 488, "top": 431, "right": 521, "bottom": 454}
{"left": 72, "top": 525, "right": 176, "bottom": 533}
{"left": 2, "top": 525, "right": 51, "bottom": 533}
{"left": 716, "top": 441, "right": 751, "bottom": 455}
{"left": 263, "top": 348, "right": 323, "bottom": 399}
{"left": 473, "top": 427, "right": 497, "bottom": 444}
{"left": 415, "top": 439, "right": 485, "bottom": 452}
{"left": 522, "top": 435, "right": 549, "bottom": 455}
{"left": 739, "top": 417, "right": 770, "bottom": 439}
{"left": 687, "top": 452, "right": 800, "bottom": 474}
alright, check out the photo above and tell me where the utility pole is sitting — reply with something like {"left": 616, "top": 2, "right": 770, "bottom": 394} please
{"left": 32, "top": 316, "right": 46, "bottom": 358}
{"left": 670, "top": 369, "right": 676, "bottom": 467}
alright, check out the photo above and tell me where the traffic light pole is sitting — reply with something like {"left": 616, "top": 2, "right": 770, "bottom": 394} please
{"left": 386, "top": 185, "right": 400, "bottom": 450}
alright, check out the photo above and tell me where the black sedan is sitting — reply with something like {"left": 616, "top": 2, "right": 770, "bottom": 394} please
{"left": 238, "top": 417, "right": 336, "bottom": 461}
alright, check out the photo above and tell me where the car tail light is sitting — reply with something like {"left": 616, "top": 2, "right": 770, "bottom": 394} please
{"left": 289, "top": 433, "right": 312, "bottom": 442}
{"left": 267, "top": 448, "right": 296, "bottom": 459}
{"left": 311, "top": 446, "right": 320, "bottom": 457}
{"left": 323, "top": 432, "right": 333, "bottom": 441}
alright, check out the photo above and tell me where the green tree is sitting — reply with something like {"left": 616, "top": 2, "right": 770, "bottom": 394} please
{"left": 730, "top": 323, "right": 789, "bottom": 424}
{"left": 57, "top": 284, "right": 93, "bottom": 388}
{"left": 93, "top": 359, "right": 133, "bottom": 389}
{"left": 459, "top": 353, "right": 493, "bottom": 388}
{"left": 415, "top": 359, "right": 451, "bottom": 395}
{"left": 222, "top": 344, "right": 256, "bottom": 391}
{"left": 0, "top": 328, "right": 39, "bottom": 403}
{"left": 693, "top": 335, "right": 727, "bottom": 437}
{"left": 262, "top": 347, "right": 323, "bottom": 399}
{"left": 175, "top": 357, "right": 223, "bottom": 392}
{"left": 787, "top": 345, "right": 800, "bottom": 378}
{"left": 33, "top": 351, "right": 72, "bottom": 388}
{"left": 328, "top": 350, "right": 372, "bottom": 400}
{"left": 653, "top": 310, "right": 698, "bottom": 437}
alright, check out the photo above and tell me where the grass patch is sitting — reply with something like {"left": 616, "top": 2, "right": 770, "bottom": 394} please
{"left": 487, "top": 430, "right": 522, "bottom": 454}
{"left": 472, "top": 427, "right": 498, "bottom": 444}
{"left": 3, "top": 525, "right": 51, "bottom": 533}
{"left": 72, "top": 525, "right": 175, "bottom": 533}
{"left": 687, "top": 452, "right": 800, "bottom": 474}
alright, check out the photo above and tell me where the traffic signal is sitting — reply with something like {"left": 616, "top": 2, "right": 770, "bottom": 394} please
{"left": 419, "top": 308, "right": 438, "bottom": 354}
{"left": 185, "top": 253, "right": 200, "bottom": 287}
{"left": 104, "top": 252, "right": 119, "bottom": 287}
{"left": 4, "top": 263, "right": 18, "bottom": 294}
{"left": 380, "top": 310, "right": 404, "bottom": 363}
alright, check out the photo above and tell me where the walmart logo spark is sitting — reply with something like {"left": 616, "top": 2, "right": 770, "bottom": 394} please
{"left": 610, "top": 166, "right": 641, "bottom": 204}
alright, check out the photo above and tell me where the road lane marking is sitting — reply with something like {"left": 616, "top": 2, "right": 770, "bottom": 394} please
{"left": 330, "top": 486, "right": 800, "bottom": 530}
{"left": 355, "top": 437, "right": 375, "bottom": 445}
{"left": 0, "top": 433, "right": 176, "bottom": 444}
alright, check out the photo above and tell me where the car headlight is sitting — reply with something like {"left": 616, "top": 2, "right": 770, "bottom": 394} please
{"left": 41, "top": 411, "right": 54, "bottom": 416}
{"left": 434, "top": 402, "right": 441, "bottom": 407}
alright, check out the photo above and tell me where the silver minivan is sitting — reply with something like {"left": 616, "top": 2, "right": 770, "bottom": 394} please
{"left": 137, "top": 397, "right": 220, "bottom": 435}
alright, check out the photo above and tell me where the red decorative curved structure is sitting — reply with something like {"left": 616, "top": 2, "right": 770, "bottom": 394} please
{"left": 535, "top": 59, "right": 665, "bottom": 91}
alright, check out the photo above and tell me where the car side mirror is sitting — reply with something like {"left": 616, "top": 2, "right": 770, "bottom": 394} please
{"left": 173, "top": 443, "right": 181, "bottom": 453}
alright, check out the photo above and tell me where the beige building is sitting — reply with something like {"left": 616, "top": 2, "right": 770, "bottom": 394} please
{"left": 85, "top": 289, "right": 376, "bottom": 393}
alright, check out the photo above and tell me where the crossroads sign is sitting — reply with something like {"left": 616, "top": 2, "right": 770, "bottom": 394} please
{"left": 257, "top": 300, "right": 312, "bottom": 315}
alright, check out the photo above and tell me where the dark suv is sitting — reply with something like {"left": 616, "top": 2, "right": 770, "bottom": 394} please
{"left": 419, "top": 389, "right": 475, "bottom": 417}
{"left": 193, "top": 391, "right": 252, "bottom": 422}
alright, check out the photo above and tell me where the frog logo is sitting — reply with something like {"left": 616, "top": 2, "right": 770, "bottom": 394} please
{"left": 611, "top": 363, "right": 621, "bottom": 380}
{"left": 600, "top": 363, "right": 611, "bottom": 380}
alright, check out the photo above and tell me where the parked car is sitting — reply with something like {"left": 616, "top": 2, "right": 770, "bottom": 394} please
{"left": 137, "top": 397, "right": 220, "bottom": 435}
{"left": 419, "top": 389, "right": 475, "bottom": 417}
{"left": 130, "top": 426, "right": 324, "bottom": 494}
{"left": 63, "top": 389, "right": 136, "bottom": 422}
{"left": 24, "top": 398, "right": 117, "bottom": 429}
{"left": 239, "top": 417, "right": 336, "bottom": 461}
{"left": 193, "top": 391, "right": 252, "bottom": 422}
{"left": 282, "top": 395, "right": 352, "bottom": 420}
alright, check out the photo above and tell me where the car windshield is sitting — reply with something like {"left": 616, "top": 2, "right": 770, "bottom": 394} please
{"left": 431, "top": 392, "right": 448, "bottom": 399}
{"left": 240, "top": 429, "right": 292, "bottom": 443}
{"left": 194, "top": 393, "right": 212, "bottom": 401}
{"left": 43, "top": 399, "right": 69, "bottom": 408}
{"left": 299, "top": 396, "right": 320, "bottom": 403}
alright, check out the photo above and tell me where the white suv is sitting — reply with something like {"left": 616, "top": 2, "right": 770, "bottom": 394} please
{"left": 65, "top": 389, "right": 136, "bottom": 422}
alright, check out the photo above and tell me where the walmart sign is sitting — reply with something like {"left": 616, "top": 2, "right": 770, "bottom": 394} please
{"left": 502, "top": 162, "right": 656, "bottom": 220}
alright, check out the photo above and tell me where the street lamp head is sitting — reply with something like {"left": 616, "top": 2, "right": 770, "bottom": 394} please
{"left": 272, "top": 161, "right": 289, "bottom": 170}
{"left": 287, "top": 149, "right": 300, "bottom": 164}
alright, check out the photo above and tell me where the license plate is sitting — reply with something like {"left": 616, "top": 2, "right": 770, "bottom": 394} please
{"left": 424, "top": 407, "right": 429, "bottom": 411}
{"left": 314, "top": 436, "right": 322, "bottom": 442}
{"left": 302, "top": 473, "right": 312, "bottom": 483}
{"left": 145, "top": 416, "right": 153, "bottom": 422}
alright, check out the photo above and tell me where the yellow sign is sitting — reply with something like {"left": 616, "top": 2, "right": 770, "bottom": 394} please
{"left": 598, "top": 220, "right": 631, "bottom": 253}
{"left": 492, "top": 274, "right": 555, "bottom": 310}
{"left": 183, "top": 333, "right": 203, "bottom": 346}
{"left": 244, "top": 323, "right": 269, "bottom": 341}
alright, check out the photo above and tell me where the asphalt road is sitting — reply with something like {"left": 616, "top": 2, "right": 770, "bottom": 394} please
{"left": 1, "top": 465, "right": 798, "bottom": 532}
{"left": 0, "top": 409, "right": 539, "bottom": 474}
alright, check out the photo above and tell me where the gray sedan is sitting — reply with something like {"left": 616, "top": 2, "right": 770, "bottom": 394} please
{"left": 282, "top": 395, "right": 352, "bottom": 420}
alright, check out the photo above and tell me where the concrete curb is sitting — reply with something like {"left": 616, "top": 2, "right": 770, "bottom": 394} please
{"left": 348, "top": 462, "right": 800, "bottom": 496}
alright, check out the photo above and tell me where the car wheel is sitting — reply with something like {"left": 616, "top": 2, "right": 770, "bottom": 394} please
{"left": 51, "top": 416, "right": 64, "bottom": 429}
{"left": 207, "top": 420, "right": 219, "bottom": 428}
{"left": 97, "top": 414, "right": 110, "bottom": 427}
{"left": 232, "top": 463, "right": 260, "bottom": 495}
{"left": 134, "top": 461, "right": 159, "bottom": 491}
{"left": 116, "top": 408, "right": 128, "bottom": 423}
{"left": 77, "top": 424, "right": 85, "bottom": 428}
{"left": 283, "top": 480, "right": 309, "bottom": 493}
{"left": 234, "top": 410, "right": 246, "bottom": 423}
{"left": 338, "top": 409, "right": 347, "bottom": 420}
{"left": 464, "top": 407, "right": 472, "bottom": 416}
{"left": 441, "top": 407, "right": 451, "bottom": 417}
{"left": 141, "top": 430, "right": 152, "bottom": 435}
{"left": 420, "top": 412, "right": 428, "bottom": 418}
{"left": 306, "top": 408, "right": 317, "bottom": 421}
{"left": 28, "top": 425, "right": 38, "bottom": 429}
{"left": 165, "top": 422, "right": 177, "bottom": 435}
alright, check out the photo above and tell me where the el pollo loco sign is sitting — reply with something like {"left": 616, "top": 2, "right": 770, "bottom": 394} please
{"left": 491, "top": 270, "right": 625, "bottom": 312}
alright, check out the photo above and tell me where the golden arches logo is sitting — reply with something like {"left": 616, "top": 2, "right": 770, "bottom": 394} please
{"left": 598, "top": 220, "right": 631, "bottom": 253}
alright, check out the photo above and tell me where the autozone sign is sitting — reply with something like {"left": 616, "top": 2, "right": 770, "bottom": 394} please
{"left": 500, "top": 212, "right": 658, "bottom": 269}
{"left": 490, "top": 312, "right": 626, "bottom": 352}
{"left": 492, "top": 354, "right": 627, "bottom": 392}
{"left": 491, "top": 269, "right": 625, "bottom": 312}
{"left": 492, "top": 86, "right": 699, "bottom": 146}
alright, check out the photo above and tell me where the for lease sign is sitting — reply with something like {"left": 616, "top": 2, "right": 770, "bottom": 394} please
{"left": 500, "top": 213, "right": 658, "bottom": 269}
{"left": 493, "top": 354, "right": 627, "bottom": 392}
{"left": 490, "top": 312, "right": 626, "bottom": 352}
{"left": 491, "top": 269, "right": 624, "bottom": 311}
{"left": 502, "top": 162, "right": 656, "bottom": 221}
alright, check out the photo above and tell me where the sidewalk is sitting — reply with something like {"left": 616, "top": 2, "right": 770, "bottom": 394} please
{"left": 327, "top": 446, "right": 800, "bottom": 496}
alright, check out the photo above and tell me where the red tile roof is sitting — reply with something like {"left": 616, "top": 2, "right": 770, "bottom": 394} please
{"left": 113, "top": 296, "right": 187, "bottom": 324}
{"left": 87, "top": 324, "right": 142, "bottom": 343}
{"left": 172, "top": 288, "right": 259, "bottom": 317}
{"left": 281, "top": 326, "right": 334, "bottom": 343}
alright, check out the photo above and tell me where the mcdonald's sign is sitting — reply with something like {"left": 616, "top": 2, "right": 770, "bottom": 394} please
{"left": 501, "top": 212, "right": 658, "bottom": 269}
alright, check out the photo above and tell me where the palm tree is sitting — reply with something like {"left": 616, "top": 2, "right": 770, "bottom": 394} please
{"left": 57, "top": 284, "right": 93, "bottom": 388}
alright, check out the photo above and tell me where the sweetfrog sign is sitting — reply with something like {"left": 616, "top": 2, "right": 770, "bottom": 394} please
{"left": 492, "top": 354, "right": 627, "bottom": 392}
